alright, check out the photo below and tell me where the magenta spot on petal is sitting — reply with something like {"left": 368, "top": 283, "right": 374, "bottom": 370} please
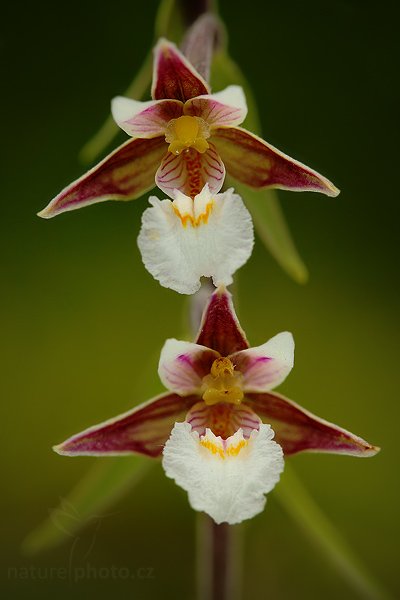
{"left": 177, "top": 354, "right": 192, "bottom": 365}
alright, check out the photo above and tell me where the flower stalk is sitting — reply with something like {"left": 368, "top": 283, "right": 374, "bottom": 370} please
{"left": 196, "top": 513, "right": 242, "bottom": 600}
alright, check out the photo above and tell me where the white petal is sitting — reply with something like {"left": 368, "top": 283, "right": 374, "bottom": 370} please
{"left": 158, "top": 339, "right": 219, "bottom": 395}
{"left": 112, "top": 96, "right": 146, "bottom": 124}
{"left": 173, "top": 189, "right": 194, "bottom": 217}
{"left": 162, "top": 422, "right": 284, "bottom": 524}
{"left": 137, "top": 187, "right": 254, "bottom": 295}
{"left": 193, "top": 183, "right": 211, "bottom": 219}
{"left": 184, "top": 85, "right": 248, "bottom": 127}
{"left": 111, "top": 96, "right": 182, "bottom": 138}
{"left": 230, "top": 332, "right": 294, "bottom": 392}
{"left": 211, "top": 85, "right": 247, "bottom": 111}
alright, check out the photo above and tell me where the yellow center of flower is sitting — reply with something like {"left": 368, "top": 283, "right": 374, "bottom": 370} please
{"left": 165, "top": 116, "right": 210, "bottom": 155}
{"left": 202, "top": 357, "right": 244, "bottom": 406}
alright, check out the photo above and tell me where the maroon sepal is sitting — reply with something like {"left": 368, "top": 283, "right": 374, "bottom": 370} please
{"left": 54, "top": 393, "right": 198, "bottom": 458}
{"left": 195, "top": 286, "right": 249, "bottom": 355}
{"left": 245, "top": 391, "right": 379, "bottom": 457}
{"left": 151, "top": 39, "right": 210, "bottom": 103}
{"left": 212, "top": 127, "right": 339, "bottom": 197}
{"left": 38, "top": 137, "right": 166, "bottom": 218}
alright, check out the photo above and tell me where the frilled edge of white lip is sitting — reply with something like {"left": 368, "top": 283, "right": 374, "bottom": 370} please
{"left": 137, "top": 186, "right": 254, "bottom": 295}
{"left": 162, "top": 422, "right": 284, "bottom": 525}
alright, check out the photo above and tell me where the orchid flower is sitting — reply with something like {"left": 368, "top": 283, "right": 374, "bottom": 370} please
{"left": 54, "top": 287, "right": 378, "bottom": 525}
{"left": 39, "top": 40, "right": 339, "bottom": 219}
{"left": 137, "top": 184, "right": 254, "bottom": 294}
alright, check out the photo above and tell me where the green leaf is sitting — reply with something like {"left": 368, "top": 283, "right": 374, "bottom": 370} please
{"left": 79, "top": 0, "right": 184, "bottom": 164}
{"left": 23, "top": 456, "right": 154, "bottom": 555}
{"left": 211, "top": 50, "right": 308, "bottom": 284}
{"left": 275, "top": 465, "right": 393, "bottom": 600}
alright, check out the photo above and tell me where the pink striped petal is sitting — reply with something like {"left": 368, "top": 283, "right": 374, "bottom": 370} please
{"left": 186, "top": 400, "right": 261, "bottom": 440}
{"left": 184, "top": 85, "right": 247, "bottom": 128}
{"left": 38, "top": 137, "right": 166, "bottom": 218}
{"left": 230, "top": 332, "right": 294, "bottom": 392}
{"left": 53, "top": 393, "right": 198, "bottom": 458}
{"left": 212, "top": 127, "right": 340, "bottom": 197}
{"left": 112, "top": 97, "right": 182, "bottom": 138}
{"left": 195, "top": 286, "right": 249, "bottom": 355}
{"left": 245, "top": 392, "right": 379, "bottom": 457}
{"left": 155, "top": 144, "right": 225, "bottom": 199}
{"left": 152, "top": 39, "right": 210, "bottom": 102}
{"left": 158, "top": 339, "right": 219, "bottom": 395}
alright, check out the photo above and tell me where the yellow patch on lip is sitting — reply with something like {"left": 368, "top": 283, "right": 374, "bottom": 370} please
{"left": 200, "top": 437, "right": 248, "bottom": 459}
{"left": 226, "top": 439, "right": 248, "bottom": 456}
{"left": 173, "top": 200, "right": 213, "bottom": 228}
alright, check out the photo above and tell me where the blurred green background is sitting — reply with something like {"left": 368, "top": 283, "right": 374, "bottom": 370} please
{"left": 2, "top": 0, "right": 399, "bottom": 597}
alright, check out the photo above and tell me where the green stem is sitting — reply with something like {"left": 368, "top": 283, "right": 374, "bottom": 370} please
{"left": 196, "top": 513, "right": 242, "bottom": 600}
